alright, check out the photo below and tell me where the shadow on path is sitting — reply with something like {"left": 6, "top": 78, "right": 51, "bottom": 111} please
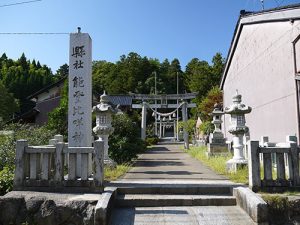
{"left": 121, "top": 144, "right": 228, "bottom": 180}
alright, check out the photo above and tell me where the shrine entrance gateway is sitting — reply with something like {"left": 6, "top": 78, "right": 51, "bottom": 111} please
{"left": 131, "top": 93, "right": 197, "bottom": 149}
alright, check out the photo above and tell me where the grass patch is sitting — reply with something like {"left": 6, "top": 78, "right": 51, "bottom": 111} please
{"left": 186, "top": 146, "right": 248, "bottom": 184}
{"left": 104, "top": 164, "right": 131, "bottom": 181}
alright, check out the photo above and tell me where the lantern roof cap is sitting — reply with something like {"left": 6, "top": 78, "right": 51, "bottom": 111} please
{"left": 224, "top": 91, "right": 252, "bottom": 115}
{"left": 100, "top": 90, "right": 109, "bottom": 103}
{"left": 93, "top": 91, "right": 118, "bottom": 113}
{"left": 211, "top": 103, "right": 224, "bottom": 116}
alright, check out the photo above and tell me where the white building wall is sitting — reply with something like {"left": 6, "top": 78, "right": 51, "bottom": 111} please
{"left": 223, "top": 20, "right": 300, "bottom": 143}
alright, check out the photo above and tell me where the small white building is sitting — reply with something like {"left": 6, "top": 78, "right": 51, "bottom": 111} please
{"left": 220, "top": 4, "right": 300, "bottom": 143}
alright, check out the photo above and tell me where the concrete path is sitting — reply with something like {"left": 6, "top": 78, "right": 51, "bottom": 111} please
{"left": 120, "top": 144, "right": 229, "bottom": 181}
{"left": 109, "top": 144, "right": 256, "bottom": 225}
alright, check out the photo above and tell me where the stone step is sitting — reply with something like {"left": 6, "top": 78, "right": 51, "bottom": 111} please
{"left": 116, "top": 194, "right": 237, "bottom": 207}
{"left": 116, "top": 185, "right": 232, "bottom": 195}
{"left": 110, "top": 206, "right": 256, "bottom": 225}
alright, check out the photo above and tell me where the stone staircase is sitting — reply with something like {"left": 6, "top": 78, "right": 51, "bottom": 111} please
{"left": 115, "top": 185, "right": 236, "bottom": 207}
{"left": 107, "top": 184, "right": 261, "bottom": 225}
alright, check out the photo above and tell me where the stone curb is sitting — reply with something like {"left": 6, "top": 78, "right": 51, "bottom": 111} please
{"left": 233, "top": 187, "right": 268, "bottom": 224}
{"left": 94, "top": 187, "right": 117, "bottom": 225}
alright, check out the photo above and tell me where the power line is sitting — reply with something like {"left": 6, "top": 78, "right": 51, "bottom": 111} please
{"left": 0, "top": 0, "right": 42, "bottom": 8}
{"left": 0, "top": 32, "right": 69, "bottom": 35}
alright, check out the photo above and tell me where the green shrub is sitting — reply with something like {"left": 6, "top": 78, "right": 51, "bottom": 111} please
{"left": 109, "top": 114, "right": 146, "bottom": 164}
{"left": 104, "top": 164, "right": 131, "bottom": 181}
{"left": 262, "top": 194, "right": 289, "bottom": 224}
{"left": 0, "top": 167, "right": 14, "bottom": 195}
{"left": 145, "top": 136, "right": 159, "bottom": 146}
{"left": 0, "top": 123, "right": 55, "bottom": 195}
{"left": 0, "top": 124, "right": 55, "bottom": 170}
{"left": 0, "top": 136, "right": 15, "bottom": 170}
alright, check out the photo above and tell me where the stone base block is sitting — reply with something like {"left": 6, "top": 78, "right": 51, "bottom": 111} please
{"left": 207, "top": 143, "right": 228, "bottom": 157}
{"left": 226, "top": 158, "right": 248, "bottom": 173}
{"left": 233, "top": 187, "right": 268, "bottom": 223}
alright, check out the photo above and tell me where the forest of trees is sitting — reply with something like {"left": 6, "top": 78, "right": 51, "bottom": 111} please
{"left": 0, "top": 53, "right": 57, "bottom": 119}
{"left": 0, "top": 52, "right": 225, "bottom": 127}
{"left": 92, "top": 52, "right": 224, "bottom": 103}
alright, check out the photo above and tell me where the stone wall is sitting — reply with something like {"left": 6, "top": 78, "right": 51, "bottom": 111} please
{"left": 0, "top": 191, "right": 97, "bottom": 225}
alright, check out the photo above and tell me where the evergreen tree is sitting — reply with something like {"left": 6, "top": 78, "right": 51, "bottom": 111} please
{"left": 0, "top": 81, "right": 19, "bottom": 121}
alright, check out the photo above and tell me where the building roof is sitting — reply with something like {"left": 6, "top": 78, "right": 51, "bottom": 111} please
{"left": 220, "top": 3, "right": 300, "bottom": 89}
{"left": 26, "top": 76, "right": 66, "bottom": 100}
{"left": 107, "top": 95, "right": 132, "bottom": 106}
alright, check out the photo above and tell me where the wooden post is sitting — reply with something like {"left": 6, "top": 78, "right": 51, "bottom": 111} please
{"left": 54, "top": 143, "right": 65, "bottom": 182}
{"left": 247, "top": 140, "right": 261, "bottom": 191}
{"left": 14, "top": 140, "right": 28, "bottom": 188}
{"left": 94, "top": 140, "right": 104, "bottom": 187}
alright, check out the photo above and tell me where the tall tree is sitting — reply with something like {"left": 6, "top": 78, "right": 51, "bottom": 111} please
{"left": 0, "top": 53, "right": 55, "bottom": 113}
{"left": 185, "top": 53, "right": 225, "bottom": 102}
{"left": 0, "top": 81, "right": 19, "bottom": 121}
{"left": 55, "top": 63, "right": 69, "bottom": 78}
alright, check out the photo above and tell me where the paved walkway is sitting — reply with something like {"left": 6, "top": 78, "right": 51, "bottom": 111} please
{"left": 109, "top": 144, "right": 256, "bottom": 225}
{"left": 120, "top": 144, "right": 229, "bottom": 181}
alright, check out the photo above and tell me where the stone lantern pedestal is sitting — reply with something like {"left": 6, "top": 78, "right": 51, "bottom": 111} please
{"left": 225, "top": 92, "right": 252, "bottom": 172}
{"left": 93, "top": 91, "right": 118, "bottom": 167}
{"left": 207, "top": 104, "right": 227, "bottom": 157}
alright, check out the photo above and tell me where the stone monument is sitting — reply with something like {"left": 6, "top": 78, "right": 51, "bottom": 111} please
{"left": 93, "top": 91, "right": 118, "bottom": 167}
{"left": 225, "top": 91, "right": 252, "bottom": 172}
{"left": 207, "top": 103, "right": 227, "bottom": 156}
{"left": 68, "top": 28, "right": 92, "bottom": 176}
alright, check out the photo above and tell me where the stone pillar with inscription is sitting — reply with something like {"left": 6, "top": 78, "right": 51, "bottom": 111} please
{"left": 68, "top": 28, "right": 92, "bottom": 177}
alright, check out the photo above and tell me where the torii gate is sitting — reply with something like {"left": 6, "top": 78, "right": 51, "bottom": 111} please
{"left": 131, "top": 93, "right": 197, "bottom": 149}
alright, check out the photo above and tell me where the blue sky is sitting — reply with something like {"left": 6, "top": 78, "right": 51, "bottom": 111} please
{"left": 0, "top": 0, "right": 300, "bottom": 73}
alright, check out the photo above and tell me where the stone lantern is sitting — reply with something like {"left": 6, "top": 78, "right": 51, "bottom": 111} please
{"left": 224, "top": 91, "right": 252, "bottom": 172}
{"left": 207, "top": 103, "right": 227, "bottom": 156}
{"left": 92, "top": 91, "right": 118, "bottom": 166}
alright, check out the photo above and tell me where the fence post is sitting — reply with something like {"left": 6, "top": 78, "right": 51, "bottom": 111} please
{"left": 260, "top": 136, "right": 269, "bottom": 146}
{"left": 54, "top": 142, "right": 65, "bottom": 182}
{"left": 94, "top": 140, "right": 104, "bottom": 188}
{"left": 13, "top": 139, "right": 28, "bottom": 188}
{"left": 247, "top": 140, "right": 261, "bottom": 192}
{"left": 54, "top": 135, "right": 64, "bottom": 143}
{"left": 290, "top": 141, "right": 299, "bottom": 186}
